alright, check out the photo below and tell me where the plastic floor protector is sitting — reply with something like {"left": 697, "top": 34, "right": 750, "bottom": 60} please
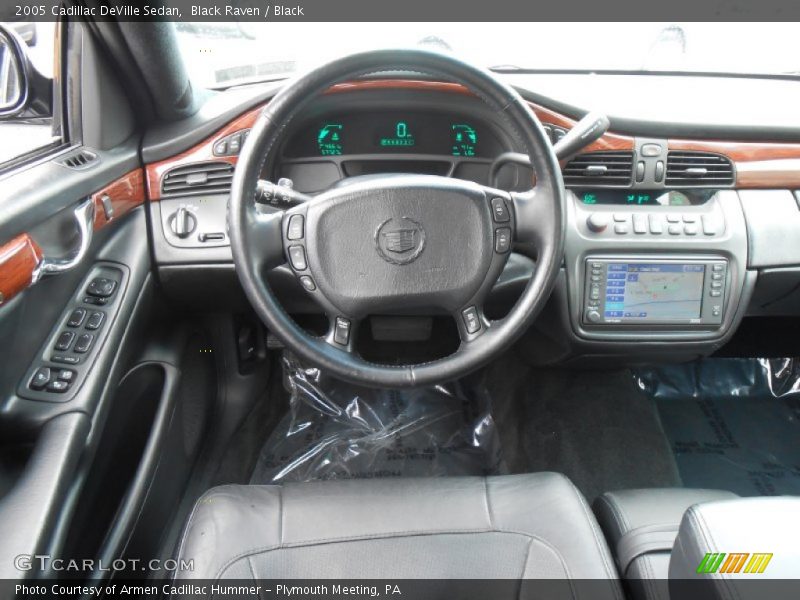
{"left": 634, "top": 358, "right": 800, "bottom": 497}
{"left": 250, "top": 353, "right": 504, "bottom": 483}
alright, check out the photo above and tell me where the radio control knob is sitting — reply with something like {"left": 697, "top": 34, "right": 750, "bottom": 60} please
{"left": 170, "top": 207, "right": 197, "bottom": 238}
{"left": 585, "top": 309, "right": 602, "bottom": 323}
{"left": 587, "top": 213, "right": 609, "bottom": 232}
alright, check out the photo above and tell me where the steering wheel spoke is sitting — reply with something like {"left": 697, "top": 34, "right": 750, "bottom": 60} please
{"left": 247, "top": 207, "right": 286, "bottom": 272}
{"left": 510, "top": 187, "right": 559, "bottom": 259}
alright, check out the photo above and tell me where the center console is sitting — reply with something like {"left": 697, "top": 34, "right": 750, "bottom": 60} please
{"left": 565, "top": 188, "right": 750, "bottom": 342}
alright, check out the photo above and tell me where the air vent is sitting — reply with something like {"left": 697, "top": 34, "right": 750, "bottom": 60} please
{"left": 161, "top": 162, "right": 234, "bottom": 197}
{"left": 666, "top": 151, "right": 734, "bottom": 186}
{"left": 60, "top": 150, "right": 98, "bottom": 170}
{"left": 563, "top": 151, "right": 634, "bottom": 186}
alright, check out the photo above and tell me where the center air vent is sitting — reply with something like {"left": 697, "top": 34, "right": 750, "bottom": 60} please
{"left": 563, "top": 151, "right": 634, "bottom": 186}
{"left": 161, "top": 162, "right": 234, "bottom": 197}
{"left": 666, "top": 151, "right": 734, "bottom": 187}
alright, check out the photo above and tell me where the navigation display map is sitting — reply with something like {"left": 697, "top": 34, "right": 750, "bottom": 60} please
{"left": 604, "top": 263, "right": 705, "bottom": 321}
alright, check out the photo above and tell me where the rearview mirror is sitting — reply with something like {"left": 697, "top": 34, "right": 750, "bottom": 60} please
{"left": 0, "top": 27, "right": 26, "bottom": 115}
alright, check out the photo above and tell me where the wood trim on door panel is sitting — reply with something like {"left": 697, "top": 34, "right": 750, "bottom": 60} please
{"left": 0, "top": 234, "right": 43, "bottom": 307}
{"left": 91, "top": 168, "right": 146, "bottom": 230}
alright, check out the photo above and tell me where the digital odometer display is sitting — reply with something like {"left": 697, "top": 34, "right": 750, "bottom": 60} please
{"left": 580, "top": 189, "right": 717, "bottom": 206}
{"left": 283, "top": 111, "right": 501, "bottom": 158}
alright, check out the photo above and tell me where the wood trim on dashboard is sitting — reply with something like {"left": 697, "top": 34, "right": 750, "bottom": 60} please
{"left": 146, "top": 106, "right": 263, "bottom": 200}
{"left": 144, "top": 78, "right": 800, "bottom": 195}
{"left": 669, "top": 138, "right": 800, "bottom": 188}
{"left": 0, "top": 234, "right": 43, "bottom": 307}
{"left": 91, "top": 168, "right": 147, "bottom": 229}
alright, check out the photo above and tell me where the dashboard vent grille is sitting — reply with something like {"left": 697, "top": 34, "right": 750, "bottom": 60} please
{"left": 60, "top": 150, "right": 98, "bottom": 170}
{"left": 162, "top": 162, "right": 234, "bottom": 197}
{"left": 666, "top": 151, "right": 734, "bottom": 186}
{"left": 563, "top": 151, "right": 634, "bottom": 186}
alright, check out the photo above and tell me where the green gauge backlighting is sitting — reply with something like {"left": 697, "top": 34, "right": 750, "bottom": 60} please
{"left": 379, "top": 121, "right": 416, "bottom": 148}
{"left": 451, "top": 123, "right": 477, "bottom": 156}
{"left": 582, "top": 193, "right": 598, "bottom": 205}
{"left": 317, "top": 123, "right": 343, "bottom": 155}
{"left": 626, "top": 194, "right": 652, "bottom": 205}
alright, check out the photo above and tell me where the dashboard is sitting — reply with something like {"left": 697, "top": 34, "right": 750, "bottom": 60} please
{"left": 141, "top": 77, "right": 800, "bottom": 365}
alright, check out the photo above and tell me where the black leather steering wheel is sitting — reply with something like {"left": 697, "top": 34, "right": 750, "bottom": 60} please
{"left": 229, "top": 49, "right": 565, "bottom": 387}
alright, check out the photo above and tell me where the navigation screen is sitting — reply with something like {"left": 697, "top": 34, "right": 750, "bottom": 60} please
{"left": 603, "top": 263, "right": 705, "bottom": 321}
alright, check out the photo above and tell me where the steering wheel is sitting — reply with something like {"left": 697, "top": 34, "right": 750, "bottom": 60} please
{"left": 229, "top": 49, "right": 565, "bottom": 387}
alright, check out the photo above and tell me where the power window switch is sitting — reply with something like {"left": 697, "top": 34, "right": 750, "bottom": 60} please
{"left": 85, "top": 311, "right": 105, "bottom": 331}
{"left": 74, "top": 333, "right": 94, "bottom": 354}
{"left": 30, "top": 367, "right": 52, "bottom": 390}
{"left": 55, "top": 331, "right": 75, "bottom": 351}
{"left": 47, "top": 380, "right": 70, "bottom": 393}
{"left": 67, "top": 308, "right": 87, "bottom": 327}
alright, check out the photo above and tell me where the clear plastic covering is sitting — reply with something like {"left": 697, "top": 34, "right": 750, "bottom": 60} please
{"left": 250, "top": 353, "right": 504, "bottom": 484}
{"left": 633, "top": 357, "right": 800, "bottom": 496}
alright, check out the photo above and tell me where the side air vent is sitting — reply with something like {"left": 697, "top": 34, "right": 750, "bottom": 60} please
{"left": 563, "top": 151, "right": 634, "bottom": 186}
{"left": 161, "top": 162, "right": 234, "bottom": 197}
{"left": 60, "top": 150, "right": 98, "bottom": 170}
{"left": 666, "top": 151, "right": 734, "bottom": 187}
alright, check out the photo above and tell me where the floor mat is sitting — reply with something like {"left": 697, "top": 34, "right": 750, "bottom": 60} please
{"left": 250, "top": 353, "right": 504, "bottom": 483}
{"left": 635, "top": 358, "right": 800, "bottom": 497}
{"left": 476, "top": 354, "right": 682, "bottom": 502}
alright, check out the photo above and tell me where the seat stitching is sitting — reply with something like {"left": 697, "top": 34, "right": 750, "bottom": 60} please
{"left": 212, "top": 528, "right": 572, "bottom": 581}
{"left": 566, "top": 479, "right": 624, "bottom": 600}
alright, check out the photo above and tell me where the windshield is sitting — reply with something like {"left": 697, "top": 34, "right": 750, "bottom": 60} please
{"left": 175, "top": 22, "right": 800, "bottom": 89}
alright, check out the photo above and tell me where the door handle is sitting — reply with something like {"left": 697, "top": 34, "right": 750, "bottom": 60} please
{"left": 32, "top": 198, "right": 95, "bottom": 282}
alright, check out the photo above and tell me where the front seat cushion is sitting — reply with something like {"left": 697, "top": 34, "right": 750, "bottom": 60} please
{"left": 175, "top": 473, "right": 622, "bottom": 596}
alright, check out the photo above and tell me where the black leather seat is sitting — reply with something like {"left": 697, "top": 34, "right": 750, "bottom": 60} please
{"left": 175, "top": 473, "right": 622, "bottom": 597}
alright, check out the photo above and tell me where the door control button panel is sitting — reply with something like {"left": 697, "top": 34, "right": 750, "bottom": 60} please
{"left": 19, "top": 264, "right": 128, "bottom": 403}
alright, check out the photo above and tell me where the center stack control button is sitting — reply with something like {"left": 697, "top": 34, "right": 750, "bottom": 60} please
{"left": 632, "top": 214, "right": 647, "bottom": 234}
{"left": 648, "top": 214, "right": 663, "bottom": 234}
{"left": 288, "top": 246, "right": 307, "bottom": 270}
{"left": 586, "top": 213, "right": 608, "bottom": 232}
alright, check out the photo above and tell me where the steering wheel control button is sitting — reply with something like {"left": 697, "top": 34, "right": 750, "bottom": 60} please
{"left": 462, "top": 306, "right": 481, "bottom": 334}
{"left": 333, "top": 317, "right": 351, "bottom": 345}
{"left": 30, "top": 367, "right": 52, "bottom": 390}
{"left": 67, "top": 308, "right": 87, "bottom": 327}
{"left": 632, "top": 214, "right": 647, "bottom": 234}
{"left": 494, "top": 228, "right": 511, "bottom": 253}
{"left": 586, "top": 213, "right": 608, "bottom": 232}
{"left": 299, "top": 276, "right": 316, "bottom": 291}
{"left": 288, "top": 245, "right": 308, "bottom": 271}
{"left": 55, "top": 331, "right": 75, "bottom": 351}
{"left": 52, "top": 354, "right": 80, "bottom": 365}
{"left": 86, "top": 277, "right": 117, "bottom": 298}
{"left": 85, "top": 311, "right": 105, "bottom": 331}
{"left": 287, "top": 215, "right": 305, "bottom": 240}
{"left": 491, "top": 197, "right": 510, "bottom": 222}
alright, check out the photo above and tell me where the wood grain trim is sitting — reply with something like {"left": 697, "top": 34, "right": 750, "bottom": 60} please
{"left": 669, "top": 138, "right": 800, "bottom": 188}
{"left": 0, "top": 234, "right": 42, "bottom": 306}
{"left": 146, "top": 105, "right": 264, "bottom": 200}
{"left": 327, "top": 79, "right": 472, "bottom": 96}
{"left": 91, "top": 168, "right": 146, "bottom": 229}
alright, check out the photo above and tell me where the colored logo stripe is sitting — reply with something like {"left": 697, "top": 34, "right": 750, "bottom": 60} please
{"left": 744, "top": 553, "right": 773, "bottom": 574}
{"left": 697, "top": 552, "right": 773, "bottom": 574}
